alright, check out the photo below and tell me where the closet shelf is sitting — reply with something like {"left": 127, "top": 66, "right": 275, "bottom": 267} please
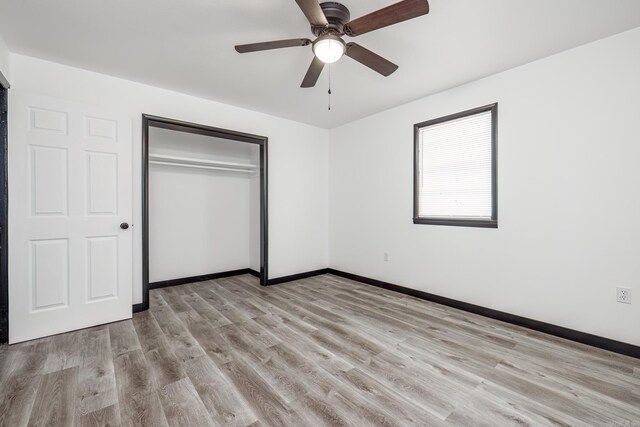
{"left": 149, "top": 154, "right": 257, "bottom": 173}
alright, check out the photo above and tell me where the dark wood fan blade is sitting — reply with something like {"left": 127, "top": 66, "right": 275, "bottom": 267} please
{"left": 346, "top": 43, "right": 398, "bottom": 76}
{"left": 235, "top": 38, "right": 311, "bottom": 53}
{"left": 301, "top": 56, "right": 325, "bottom": 88}
{"left": 295, "top": 0, "right": 328, "bottom": 27}
{"left": 344, "top": 0, "right": 429, "bottom": 36}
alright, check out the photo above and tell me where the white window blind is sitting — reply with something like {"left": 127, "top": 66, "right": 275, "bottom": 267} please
{"left": 417, "top": 109, "right": 493, "bottom": 220}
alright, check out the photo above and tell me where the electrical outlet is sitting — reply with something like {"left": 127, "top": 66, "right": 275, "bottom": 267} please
{"left": 616, "top": 287, "right": 632, "bottom": 304}
{"left": 383, "top": 252, "right": 389, "bottom": 262}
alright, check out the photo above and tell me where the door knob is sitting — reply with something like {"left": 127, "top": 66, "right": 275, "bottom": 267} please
{"left": 120, "top": 222, "right": 130, "bottom": 230}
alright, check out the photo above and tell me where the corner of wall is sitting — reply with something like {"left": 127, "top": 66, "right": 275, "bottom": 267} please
{"left": 0, "top": 34, "right": 11, "bottom": 87}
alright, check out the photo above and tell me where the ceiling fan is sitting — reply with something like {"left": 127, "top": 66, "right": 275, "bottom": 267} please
{"left": 235, "top": 0, "right": 430, "bottom": 88}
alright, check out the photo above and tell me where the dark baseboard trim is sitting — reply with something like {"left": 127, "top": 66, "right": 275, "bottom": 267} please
{"left": 149, "top": 267, "right": 328, "bottom": 289}
{"left": 326, "top": 269, "right": 640, "bottom": 360}
{"left": 132, "top": 302, "right": 147, "bottom": 313}
{"left": 266, "top": 268, "right": 329, "bottom": 286}
{"left": 149, "top": 268, "right": 254, "bottom": 290}
{"left": 133, "top": 268, "right": 258, "bottom": 312}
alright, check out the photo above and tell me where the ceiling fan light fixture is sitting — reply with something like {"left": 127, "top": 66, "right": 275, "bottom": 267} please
{"left": 313, "top": 34, "right": 346, "bottom": 64}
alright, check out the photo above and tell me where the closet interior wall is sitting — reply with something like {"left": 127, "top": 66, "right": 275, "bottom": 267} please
{"left": 148, "top": 127, "right": 259, "bottom": 283}
{"left": 249, "top": 146, "right": 260, "bottom": 272}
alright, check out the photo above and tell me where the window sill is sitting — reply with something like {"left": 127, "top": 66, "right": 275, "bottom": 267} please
{"left": 413, "top": 217, "right": 498, "bottom": 228}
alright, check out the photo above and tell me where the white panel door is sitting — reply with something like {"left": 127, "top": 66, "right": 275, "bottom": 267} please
{"left": 9, "top": 92, "right": 133, "bottom": 343}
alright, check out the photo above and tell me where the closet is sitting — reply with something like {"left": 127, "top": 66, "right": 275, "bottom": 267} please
{"left": 147, "top": 125, "right": 262, "bottom": 287}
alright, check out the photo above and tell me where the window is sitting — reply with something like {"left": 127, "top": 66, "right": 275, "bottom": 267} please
{"left": 414, "top": 103, "right": 497, "bottom": 228}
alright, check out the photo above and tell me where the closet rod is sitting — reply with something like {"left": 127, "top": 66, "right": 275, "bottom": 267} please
{"left": 149, "top": 153, "right": 256, "bottom": 170}
{"left": 149, "top": 160, "right": 255, "bottom": 173}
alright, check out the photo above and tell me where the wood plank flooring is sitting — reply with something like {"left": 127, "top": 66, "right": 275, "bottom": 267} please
{"left": 1, "top": 273, "right": 639, "bottom": 426}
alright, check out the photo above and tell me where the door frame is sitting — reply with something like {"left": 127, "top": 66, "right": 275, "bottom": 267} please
{"left": 139, "top": 114, "right": 268, "bottom": 311}
{"left": 0, "top": 76, "right": 8, "bottom": 343}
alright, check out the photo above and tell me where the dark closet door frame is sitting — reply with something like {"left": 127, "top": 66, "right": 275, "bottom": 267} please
{"left": 138, "top": 114, "right": 268, "bottom": 312}
{"left": 0, "top": 74, "right": 8, "bottom": 342}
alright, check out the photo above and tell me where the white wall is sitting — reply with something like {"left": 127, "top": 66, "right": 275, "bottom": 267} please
{"left": 9, "top": 53, "right": 329, "bottom": 304}
{"left": 329, "top": 28, "right": 640, "bottom": 346}
{"left": 148, "top": 128, "right": 258, "bottom": 282}
{"left": 0, "top": 33, "right": 10, "bottom": 85}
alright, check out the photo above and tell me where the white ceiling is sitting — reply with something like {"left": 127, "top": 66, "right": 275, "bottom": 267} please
{"left": 1, "top": 0, "right": 639, "bottom": 128}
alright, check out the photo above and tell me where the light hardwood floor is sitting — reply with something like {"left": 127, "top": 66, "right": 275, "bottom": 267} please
{"left": 0, "top": 274, "right": 639, "bottom": 426}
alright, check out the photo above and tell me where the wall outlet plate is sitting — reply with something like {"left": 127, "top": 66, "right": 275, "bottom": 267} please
{"left": 616, "top": 287, "right": 632, "bottom": 304}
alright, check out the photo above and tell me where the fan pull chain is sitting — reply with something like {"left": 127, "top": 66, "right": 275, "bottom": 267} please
{"left": 328, "top": 64, "right": 332, "bottom": 111}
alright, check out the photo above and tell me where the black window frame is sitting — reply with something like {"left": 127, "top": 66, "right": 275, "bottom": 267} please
{"left": 413, "top": 103, "right": 498, "bottom": 228}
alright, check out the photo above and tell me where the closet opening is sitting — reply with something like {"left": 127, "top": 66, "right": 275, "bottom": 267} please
{"left": 140, "top": 115, "right": 268, "bottom": 312}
